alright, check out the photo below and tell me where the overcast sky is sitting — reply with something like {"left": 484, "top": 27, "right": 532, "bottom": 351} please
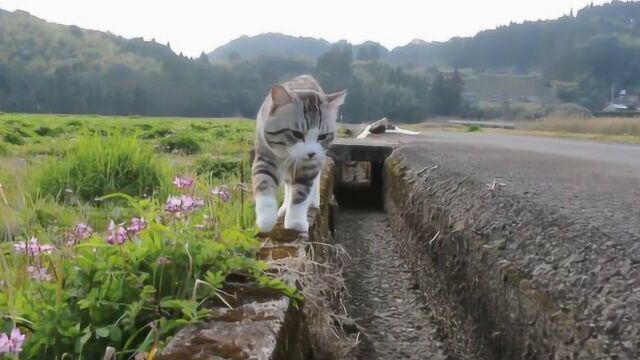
{"left": 0, "top": 0, "right": 613, "bottom": 57}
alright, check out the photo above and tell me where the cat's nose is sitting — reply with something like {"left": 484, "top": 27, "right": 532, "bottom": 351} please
{"left": 307, "top": 152, "right": 316, "bottom": 159}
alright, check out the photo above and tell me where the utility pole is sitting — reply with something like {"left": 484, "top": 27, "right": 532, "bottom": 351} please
{"left": 611, "top": 84, "right": 615, "bottom": 103}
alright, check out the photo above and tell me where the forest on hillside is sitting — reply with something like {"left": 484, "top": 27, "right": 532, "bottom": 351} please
{"left": 2, "top": 1, "right": 640, "bottom": 121}
{"left": 0, "top": 9, "right": 463, "bottom": 122}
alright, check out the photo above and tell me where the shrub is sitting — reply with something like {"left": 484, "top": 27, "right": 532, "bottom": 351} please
{"left": 466, "top": 124, "right": 482, "bottom": 132}
{"left": 66, "top": 120, "right": 82, "bottom": 127}
{"left": 139, "top": 127, "right": 173, "bottom": 139}
{"left": 34, "top": 126, "right": 64, "bottom": 137}
{"left": 36, "top": 133, "right": 166, "bottom": 202}
{"left": 135, "top": 123, "right": 153, "bottom": 131}
{"left": 190, "top": 123, "right": 209, "bottom": 131}
{"left": 14, "top": 127, "right": 31, "bottom": 138}
{"left": 3, "top": 133, "right": 25, "bottom": 145}
{"left": 157, "top": 134, "right": 201, "bottom": 154}
{"left": 194, "top": 156, "right": 241, "bottom": 179}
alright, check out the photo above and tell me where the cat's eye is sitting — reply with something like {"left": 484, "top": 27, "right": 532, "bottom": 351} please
{"left": 291, "top": 130, "right": 305, "bottom": 140}
{"left": 318, "top": 133, "right": 330, "bottom": 141}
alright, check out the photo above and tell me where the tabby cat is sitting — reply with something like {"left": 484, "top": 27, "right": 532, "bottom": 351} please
{"left": 252, "top": 75, "right": 346, "bottom": 232}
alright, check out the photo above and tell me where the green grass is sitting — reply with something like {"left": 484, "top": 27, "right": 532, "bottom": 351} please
{"left": 0, "top": 113, "right": 272, "bottom": 359}
{"left": 466, "top": 124, "right": 482, "bottom": 132}
{"left": 36, "top": 133, "right": 167, "bottom": 203}
{"left": 158, "top": 134, "right": 202, "bottom": 154}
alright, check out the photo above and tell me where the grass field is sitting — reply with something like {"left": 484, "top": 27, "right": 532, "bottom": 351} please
{"left": 521, "top": 116, "right": 640, "bottom": 139}
{"left": 0, "top": 113, "right": 293, "bottom": 359}
{"left": 403, "top": 116, "right": 640, "bottom": 144}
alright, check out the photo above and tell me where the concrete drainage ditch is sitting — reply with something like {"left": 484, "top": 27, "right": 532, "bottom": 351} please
{"left": 160, "top": 141, "right": 624, "bottom": 359}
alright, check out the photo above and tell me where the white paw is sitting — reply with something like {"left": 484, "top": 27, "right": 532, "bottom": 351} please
{"left": 310, "top": 197, "right": 320, "bottom": 209}
{"left": 284, "top": 216, "right": 309, "bottom": 232}
{"left": 256, "top": 196, "right": 278, "bottom": 232}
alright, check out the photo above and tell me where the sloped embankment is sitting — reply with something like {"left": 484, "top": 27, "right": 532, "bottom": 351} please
{"left": 384, "top": 149, "right": 638, "bottom": 359}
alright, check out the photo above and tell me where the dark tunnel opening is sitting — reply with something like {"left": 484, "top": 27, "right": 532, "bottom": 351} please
{"left": 333, "top": 160, "right": 385, "bottom": 210}
{"left": 329, "top": 144, "right": 392, "bottom": 211}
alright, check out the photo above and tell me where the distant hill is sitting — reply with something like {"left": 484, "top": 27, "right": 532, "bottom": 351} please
{"left": 3, "top": 1, "right": 640, "bottom": 117}
{"left": 0, "top": 9, "right": 311, "bottom": 117}
{"left": 209, "top": 1, "right": 640, "bottom": 73}
{"left": 208, "top": 33, "right": 331, "bottom": 61}
{"left": 206, "top": 1, "right": 640, "bottom": 109}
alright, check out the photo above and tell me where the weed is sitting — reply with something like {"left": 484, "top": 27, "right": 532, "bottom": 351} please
{"left": 466, "top": 124, "right": 482, "bottom": 132}
{"left": 34, "top": 126, "right": 64, "bottom": 137}
{"left": 190, "top": 123, "right": 209, "bottom": 131}
{"left": 36, "top": 133, "right": 166, "bottom": 202}
{"left": 157, "top": 134, "right": 201, "bottom": 155}
{"left": 14, "top": 127, "right": 31, "bottom": 138}
{"left": 139, "top": 128, "right": 174, "bottom": 139}
{"left": 194, "top": 156, "right": 240, "bottom": 180}
{"left": 3, "top": 133, "right": 25, "bottom": 145}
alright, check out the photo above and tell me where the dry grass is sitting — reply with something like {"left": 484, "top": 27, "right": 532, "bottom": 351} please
{"left": 265, "top": 239, "right": 360, "bottom": 359}
{"left": 522, "top": 116, "right": 640, "bottom": 137}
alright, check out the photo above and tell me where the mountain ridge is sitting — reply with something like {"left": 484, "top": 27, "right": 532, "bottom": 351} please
{"left": 208, "top": 0, "right": 640, "bottom": 71}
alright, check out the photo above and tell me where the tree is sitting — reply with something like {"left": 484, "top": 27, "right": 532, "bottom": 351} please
{"left": 228, "top": 51, "right": 240, "bottom": 62}
{"left": 198, "top": 52, "right": 209, "bottom": 64}
{"left": 357, "top": 46, "right": 380, "bottom": 61}
{"left": 315, "top": 44, "right": 353, "bottom": 92}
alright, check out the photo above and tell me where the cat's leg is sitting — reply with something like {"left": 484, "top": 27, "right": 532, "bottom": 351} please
{"left": 284, "top": 177, "right": 314, "bottom": 232}
{"left": 278, "top": 181, "right": 291, "bottom": 217}
{"left": 310, "top": 174, "right": 321, "bottom": 209}
{"left": 253, "top": 160, "right": 280, "bottom": 232}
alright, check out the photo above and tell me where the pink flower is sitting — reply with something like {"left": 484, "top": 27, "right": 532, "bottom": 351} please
{"left": 106, "top": 220, "right": 128, "bottom": 245}
{"left": 165, "top": 196, "right": 182, "bottom": 213}
{"left": 211, "top": 187, "right": 231, "bottom": 203}
{"left": 73, "top": 223, "right": 94, "bottom": 240}
{"left": 180, "top": 195, "right": 204, "bottom": 211}
{"left": 13, "top": 237, "right": 56, "bottom": 255}
{"left": 127, "top": 217, "right": 148, "bottom": 235}
{"left": 164, "top": 195, "right": 204, "bottom": 213}
{"left": 173, "top": 176, "right": 195, "bottom": 189}
{"left": 27, "top": 265, "right": 52, "bottom": 281}
{"left": 157, "top": 256, "right": 172, "bottom": 265}
{"left": 0, "top": 327, "right": 26, "bottom": 354}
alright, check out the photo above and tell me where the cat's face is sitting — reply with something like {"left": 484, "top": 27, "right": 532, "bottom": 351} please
{"left": 263, "top": 85, "right": 346, "bottom": 163}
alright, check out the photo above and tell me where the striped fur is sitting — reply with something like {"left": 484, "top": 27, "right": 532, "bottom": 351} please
{"left": 253, "top": 75, "right": 346, "bottom": 232}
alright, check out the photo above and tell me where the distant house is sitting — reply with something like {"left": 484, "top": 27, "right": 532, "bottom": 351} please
{"left": 599, "top": 90, "right": 640, "bottom": 114}
{"left": 601, "top": 103, "right": 632, "bottom": 112}
{"left": 617, "top": 89, "right": 640, "bottom": 107}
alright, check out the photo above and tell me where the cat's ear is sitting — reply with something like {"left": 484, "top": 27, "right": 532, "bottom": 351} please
{"left": 327, "top": 90, "right": 347, "bottom": 106}
{"left": 270, "top": 85, "right": 292, "bottom": 107}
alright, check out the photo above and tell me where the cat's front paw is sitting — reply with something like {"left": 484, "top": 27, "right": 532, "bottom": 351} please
{"left": 256, "top": 196, "right": 278, "bottom": 232}
{"left": 284, "top": 211, "right": 309, "bottom": 232}
{"left": 284, "top": 217, "right": 309, "bottom": 232}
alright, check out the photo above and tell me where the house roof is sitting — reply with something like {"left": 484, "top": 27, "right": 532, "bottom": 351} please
{"left": 602, "top": 103, "right": 629, "bottom": 111}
